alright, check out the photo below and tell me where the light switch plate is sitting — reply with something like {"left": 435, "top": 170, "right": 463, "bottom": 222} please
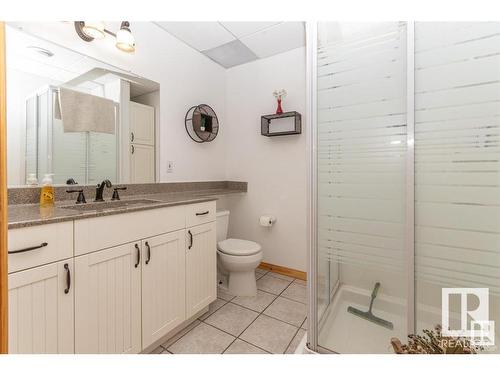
{"left": 167, "top": 161, "right": 174, "bottom": 173}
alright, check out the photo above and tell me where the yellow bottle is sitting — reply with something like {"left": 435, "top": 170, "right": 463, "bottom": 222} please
{"left": 40, "top": 173, "right": 55, "bottom": 207}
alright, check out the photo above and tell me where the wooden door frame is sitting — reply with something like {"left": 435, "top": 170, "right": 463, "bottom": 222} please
{"left": 0, "top": 21, "right": 8, "bottom": 354}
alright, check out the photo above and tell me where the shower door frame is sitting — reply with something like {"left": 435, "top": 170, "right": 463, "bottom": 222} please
{"left": 306, "top": 21, "right": 416, "bottom": 353}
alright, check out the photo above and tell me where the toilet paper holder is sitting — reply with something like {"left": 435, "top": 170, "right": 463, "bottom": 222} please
{"left": 260, "top": 215, "right": 277, "bottom": 227}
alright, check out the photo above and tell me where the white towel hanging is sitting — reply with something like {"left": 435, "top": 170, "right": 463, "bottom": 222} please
{"left": 55, "top": 87, "right": 116, "bottom": 134}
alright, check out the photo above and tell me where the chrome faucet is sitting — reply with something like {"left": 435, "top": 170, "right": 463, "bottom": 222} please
{"left": 94, "top": 179, "right": 113, "bottom": 202}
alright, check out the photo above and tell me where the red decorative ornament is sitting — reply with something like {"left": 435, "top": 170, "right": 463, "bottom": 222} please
{"left": 276, "top": 98, "right": 283, "bottom": 115}
{"left": 273, "top": 89, "right": 287, "bottom": 115}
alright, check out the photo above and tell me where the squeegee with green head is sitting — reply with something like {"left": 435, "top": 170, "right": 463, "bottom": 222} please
{"left": 347, "top": 282, "right": 394, "bottom": 330}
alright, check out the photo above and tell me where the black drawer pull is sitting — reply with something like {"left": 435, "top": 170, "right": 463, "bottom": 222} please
{"left": 195, "top": 211, "right": 209, "bottom": 216}
{"left": 8, "top": 242, "right": 48, "bottom": 254}
{"left": 188, "top": 230, "right": 193, "bottom": 249}
{"left": 64, "top": 263, "right": 71, "bottom": 294}
{"left": 134, "top": 244, "right": 141, "bottom": 268}
{"left": 145, "top": 241, "right": 151, "bottom": 265}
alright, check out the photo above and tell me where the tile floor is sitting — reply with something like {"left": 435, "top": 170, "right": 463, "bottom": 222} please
{"left": 151, "top": 268, "right": 307, "bottom": 354}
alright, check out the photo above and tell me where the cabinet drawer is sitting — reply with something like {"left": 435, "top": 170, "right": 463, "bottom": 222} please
{"left": 74, "top": 205, "right": 185, "bottom": 256}
{"left": 185, "top": 201, "right": 216, "bottom": 227}
{"left": 8, "top": 222, "right": 73, "bottom": 274}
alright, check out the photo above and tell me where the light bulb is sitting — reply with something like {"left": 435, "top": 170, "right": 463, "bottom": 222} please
{"left": 116, "top": 27, "right": 135, "bottom": 53}
{"left": 82, "top": 21, "right": 105, "bottom": 39}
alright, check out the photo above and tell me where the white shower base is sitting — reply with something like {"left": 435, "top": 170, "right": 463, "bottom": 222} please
{"left": 318, "top": 284, "right": 406, "bottom": 353}
{"left": 318, "top": 284, "right": 500, "bottom": 354}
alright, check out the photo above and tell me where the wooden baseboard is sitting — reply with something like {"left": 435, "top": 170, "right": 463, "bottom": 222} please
{"left": 258, "top": 262, "right": 307, "bottom": 281}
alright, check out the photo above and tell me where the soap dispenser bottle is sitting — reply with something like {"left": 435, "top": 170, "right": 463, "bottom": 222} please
{"left": 40, "top": 173, "right": 55, "bottom": 207}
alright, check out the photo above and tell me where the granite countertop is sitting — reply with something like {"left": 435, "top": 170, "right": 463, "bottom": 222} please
{"left": 8, "top": 188, "right": 245, "bottom": 229}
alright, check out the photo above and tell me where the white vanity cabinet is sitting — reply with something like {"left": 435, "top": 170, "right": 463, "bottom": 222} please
{"left": 8, "top": 259, "right": 74, "bottom": 354}
{"left": 186, "top": 221, "right": 217, "bottom": 318}
{"left": 7, "top": 200, "right": 217, "bottom": 354}
{"left": 74, "top": 242, "right": 142, "bottom": 354}
{"left": 7, "top": 221, "right": 74, "bottom": 354}
{"left": 141, "top": 231, "right": 186, "bottom": 348}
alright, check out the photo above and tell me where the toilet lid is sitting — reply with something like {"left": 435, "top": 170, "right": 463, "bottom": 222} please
{"left": 217, "top": 238, "right": 261, "bottom": 256}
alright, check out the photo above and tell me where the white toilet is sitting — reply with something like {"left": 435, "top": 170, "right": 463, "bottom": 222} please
{"left": 216, "top": 210, "right": 263, "bottom": 296}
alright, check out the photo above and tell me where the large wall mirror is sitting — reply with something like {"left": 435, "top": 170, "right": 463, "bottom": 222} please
{"left": 6, "top": 25, "right": 160, "bottom": 187}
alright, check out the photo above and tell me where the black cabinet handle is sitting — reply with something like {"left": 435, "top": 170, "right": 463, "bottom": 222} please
{"left": 64, "top": 263, "right": 71, "bottom": 294}
{"left": 8, "top": 242, "right": 48, "bottom": 254}
{"left": 131, "top": 132, "right": 135, "bottom": 142}
{"left": 134, "top": 244, "right": 140, "bottom": 268}
{"left": 188, "top": 230, "right": 193, "bottom": 249}
{"left": 195, "top": 211, "right": 209, "bottom": 216}
{"left": 131, "top": 145, "right": 135, "bottom": 154}
{"left": 145, "top": 241, "right": 151, "bottom": 265}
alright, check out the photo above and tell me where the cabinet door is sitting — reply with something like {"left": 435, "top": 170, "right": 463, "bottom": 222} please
{"left": 142, "top": 230, "right": 186, "bottom": 348}
{"left": 186, "top": 222, "right": 217, "bottom": 318}
{"left": 74, "top": 242, "right": 141, "bottom": 354}
{"left": 8, "top": 260, "right": 74, "bottom": 353}
{"left": 130, "top": 101, "right": 155, "bottom": 146}
{"left": 130, "top": 143, "right": 155, "bottom": 183}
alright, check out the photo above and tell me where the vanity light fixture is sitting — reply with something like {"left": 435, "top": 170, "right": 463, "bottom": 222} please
{"left": 74, "top": 21, "right": 135, "bottom": 53}
{"left": 115, "top": 22, "right": 135, "bottom": 53}
{"left": 81, "top": 21, "right": 105, "bottom": 40}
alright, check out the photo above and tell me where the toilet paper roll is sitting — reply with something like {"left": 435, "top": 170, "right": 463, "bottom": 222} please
{"left": 259, "top": 215, "right": 276, "bottom": 227}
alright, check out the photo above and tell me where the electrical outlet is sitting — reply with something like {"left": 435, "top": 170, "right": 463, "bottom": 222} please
{"left": 167, "top": 161, "right": 174, "bottom": 173}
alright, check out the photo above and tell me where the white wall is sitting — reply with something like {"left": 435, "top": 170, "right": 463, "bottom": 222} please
{"left": 8, "top": 23, "right": 308, "bottom": 272}
{"left": 223, "top": 47, "right": 307, "bottom": 272}
{"left": 10, "top": 22, "right": 227, "bottom": 183}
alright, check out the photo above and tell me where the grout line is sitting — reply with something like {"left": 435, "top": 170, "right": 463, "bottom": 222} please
{"left": 274, "top": 278, "right": 303, "bottom": 353}
{"left": 236, "top": 337, "right": 273, "bottom": 354}
{"left": 199, "top": 298, "right": 229, "bottom": 321}
{"left": 279, "top": 294, "right": 307, "bottom": 305}
{"left": 160, "top": 320, "right": 201, "bottom": 350}
{"left": 238, "top": 277, "right": 303, "bottom": 353}
{"left": 283, "top": 326, "right": 302, "bottom": 354}
{"left": 221, "top": 336, "right": 239, "bottom": 354}
{"left": 160, "top": 276, "right": 306, "bottom": 354}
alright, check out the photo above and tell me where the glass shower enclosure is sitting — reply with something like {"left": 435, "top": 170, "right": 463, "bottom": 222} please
{"left": 307, "top": 21, "right": 500, "bottom": 353}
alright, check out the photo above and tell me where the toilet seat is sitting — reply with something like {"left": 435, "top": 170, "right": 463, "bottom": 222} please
{"left": 217, "top": 238, "right": 261, "bottom": 256}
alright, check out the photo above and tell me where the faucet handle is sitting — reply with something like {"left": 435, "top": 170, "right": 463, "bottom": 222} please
{"left": 66, "top": 189, "right": 86, "bottom": 204}
{"left": 111, "top": 187, "right": 127, "bottom": 201}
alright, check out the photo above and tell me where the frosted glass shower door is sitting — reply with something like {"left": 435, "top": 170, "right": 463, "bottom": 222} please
{"left": 414, "top": 22, "right": 500, "bottom": 350}
{"left": 316, "top": 22, "right": 409, "bottom": 353}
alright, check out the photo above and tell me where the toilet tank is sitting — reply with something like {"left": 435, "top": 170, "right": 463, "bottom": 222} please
{"left": 216, "top": 210, "right": 230, "bottom": 243}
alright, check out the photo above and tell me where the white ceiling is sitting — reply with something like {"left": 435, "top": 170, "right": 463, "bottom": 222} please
{"left": 155, "top": 22, "right": 305, "bottom": 68}
{"left": 6, "top": 25, "right": 158, "bottom": 97}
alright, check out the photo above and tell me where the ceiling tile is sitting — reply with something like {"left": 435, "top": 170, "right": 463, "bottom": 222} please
{"left": 155, "top": 22, "right": 235, "bottom": 51}
{"left": 240, "top": 22, "right": 305, "bottom": 58}
{"left": 202, "top": 40, "right": 258, "bottom": 69}
{"left": 220, "top": 22, "right": 282, "bottom": 38}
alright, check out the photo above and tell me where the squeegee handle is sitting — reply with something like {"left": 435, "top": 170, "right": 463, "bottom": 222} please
{"left": 368, "top": 282, "right": 381, "bottom": 312}
{"left": 371, "top": 282, "right": 381, "bottom": 299}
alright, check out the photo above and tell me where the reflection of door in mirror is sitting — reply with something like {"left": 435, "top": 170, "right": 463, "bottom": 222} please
{"left": 6, "top": 25, "right": 160, "bottom": 187}
{"left": 22, "top": 86, "right": 118, "bottom": 185}
{"left": 129, "top": 101, "right": 155, "bottom": 183}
